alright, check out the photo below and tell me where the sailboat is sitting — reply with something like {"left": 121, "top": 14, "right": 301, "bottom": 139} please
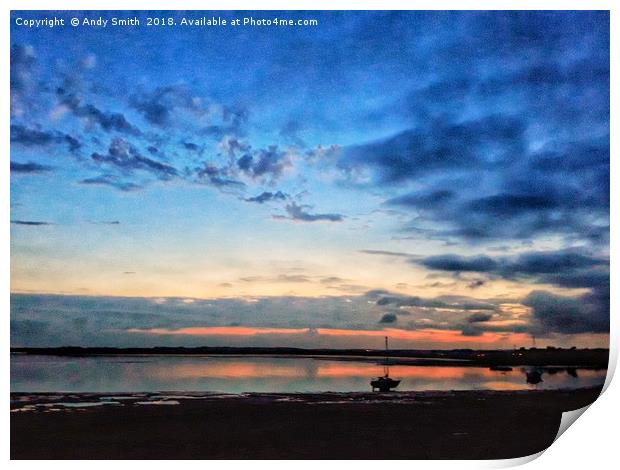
{"left": 370, "top": 336, "right": 401, "bottom": 392}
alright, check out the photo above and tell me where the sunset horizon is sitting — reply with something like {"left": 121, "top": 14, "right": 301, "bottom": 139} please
{"left": 10, "top": 9, "right": 610, "bottom": 460}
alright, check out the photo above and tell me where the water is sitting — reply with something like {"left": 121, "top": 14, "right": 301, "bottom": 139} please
{"left": 11, "top": 354, "right": 606, "bottom": 393}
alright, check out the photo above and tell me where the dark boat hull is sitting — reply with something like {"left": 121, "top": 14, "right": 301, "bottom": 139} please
{"left": 371, "top": 378, "right": 401, "bottom": 392}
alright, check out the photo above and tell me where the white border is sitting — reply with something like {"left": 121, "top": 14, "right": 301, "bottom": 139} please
{"left": 3, "top": 1, "right": 617, "bottom": 468}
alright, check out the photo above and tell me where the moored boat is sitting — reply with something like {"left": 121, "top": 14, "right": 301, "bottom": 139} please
{"left": 370, "top": 336, "right": 400, "bottom": 392}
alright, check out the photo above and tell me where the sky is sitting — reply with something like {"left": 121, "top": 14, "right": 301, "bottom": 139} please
{"left": 10, "top": 11, "right": 610, "bottom": 349}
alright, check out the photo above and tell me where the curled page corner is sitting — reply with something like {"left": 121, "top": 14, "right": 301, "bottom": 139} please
{"left": 494, "top": 449, "right": 546, "bottom": 468}
{"left": 554, "top": 404, "right": 592, "bottom": 442}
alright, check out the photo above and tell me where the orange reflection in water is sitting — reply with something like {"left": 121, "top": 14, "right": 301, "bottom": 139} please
{"left": 479, "top": 381, "right": 524, "bottom": 391}
{"left": 149, "top": 361, "right": 302, "bottom": 379}
{"left": 147, "top": 359, "right": 507, "bottom": 382}
{"left": 316, "top": 363, "right": 498, "bottom": 379}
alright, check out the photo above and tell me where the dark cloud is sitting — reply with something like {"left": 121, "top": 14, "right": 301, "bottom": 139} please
{"left": 79, "top": 176, "right": 142, "bottom": 192}
{"left": 364, "top": 289, "right": 392, "bottom": 299}
{"left": 339, "top": 115, "right": 525, "bottom": 185}
{"left": 183, "top": 142, "right": 202, "bottom": 153}
{"left": 10, "top": 44, "right": 35, "bottom": 93}
{"left": 91, "top": 220, "right": 121, "bottom": 225}
{"left": 130, "top": 86, "right": 212, "bottom": 128}
{"left": 467, "top": 279, "right": 486, "bottom": 289}
{"left": 194, "top": 162, "right": 245, "bottom": 188}
{"left": 420, "top": 255, "right": 498, "bottom": 273}
{"left": 10, "top": 44, "right": 36, "bottom": 115}
{"left": 237, "top": 146, "right": 291, "bottom": 182}
{"left": 92, "top": 138, "right": 177, "bottom": 179}
{"left": 379, "top": 313, "right": 397, "bottom": 324}
{"left": 415, "top": 250, "right": 606, "bottom": 284}
{"left": 11, "top": 125, "right": 54, "bottom": 146}
{"left": 467, "top": 313, "right": 493, "bottom": 323}
{"left": 333, "top": 13, "right": 609, "bottom": 247}
{"left": 11, "top": 220, "right": 52, "bottom": 226}
{"left": 387, "top": 190, "right": 455, "bottom": 209}
{"left": 414, "top": 248, "right": 609, "bottom": 335}
{"left": 384, "top": 141, "right": 609, "bottom": 243}
{"left": 244, "top": 191, "right": 288, "bottom": 204}
{"left": 524, "top": 289, "right": 609, "bottom": 334}
{"left": 375, "top": 293, "right": 496, "bottom": 311}
{"left": 10, "top": 124, "right": 81, "bottom": 153}
{"left": 359, "top": 249, "right": 414, "bottom": 257}
{"left": 275, "top": 202, "right": 344, "bottom": 223}
{"left": 57, "top": 89, "right": 141, "bottom": 136}
{"left": 11, "top": 161, "right": 52, "bottom": 174}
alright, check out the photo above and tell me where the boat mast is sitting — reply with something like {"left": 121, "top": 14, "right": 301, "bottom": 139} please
{"left": 384, "top": 336, "right": 389, "bottom": 376}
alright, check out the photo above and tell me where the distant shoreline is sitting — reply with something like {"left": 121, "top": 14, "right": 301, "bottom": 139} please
{"left": 11, "top": 346, "right": 610, "bottom": 368}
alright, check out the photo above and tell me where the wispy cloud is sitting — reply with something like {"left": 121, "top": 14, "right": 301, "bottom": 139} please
{"left": 274, "top": 202, "right": 344, "bottom": 223}
{"left": 11, "top": 161, "right": 52, "bottom": 174}
{"left": 11, "top": 220, "right": 52, "bottom": 226}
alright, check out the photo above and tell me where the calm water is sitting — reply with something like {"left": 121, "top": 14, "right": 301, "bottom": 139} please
{"left": 11, "top": 354, "right": 606, "bottom": 393}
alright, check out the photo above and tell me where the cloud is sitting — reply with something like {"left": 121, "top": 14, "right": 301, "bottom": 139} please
{"left": 420, "top": 255, "right": 498, "bottom": 273}
{"left": 92, "top": 138, "right": 177, "bottom": 179}
{"left": 320, "top": 276, "right": 348, "bottom": 285}
{"left": 415, "top": 249, "right": 606, "bottom": 284}
{"left": 386, "top": 190, "right": 455, "bottom": 210}
{"left": 244, "top": 191, "right": 288, "bottom": 204}
{"left": 237, "top": 146, "right": 291, "bottom": 182}
{"left": 11, "top": 220, "right": 52, "bottom": 226}
{"left": 379, "top": 313, "right": 397, "bottom": 324}
{"left": 130, "top": 85, "right": 208, "bottom": 127}
{"left": 10, "top": 44, "right": 35, "bottom": 93}
{"left": 10, "top": 44, "right": 36, "bottom": 115}
{"left": 91, "top": 220, "right": 121, "bottom": 225}
{"left": 239, "top": 274, "right": 312, "bottom": 283}
{"left": 9, "top": 291, "right": 602, "bottom": 348}
{"left": 11, "top": 161, "right": 52, "bottom": 174}
{"left": 374, "top": 292, "right": 497, "bottom": 311}
{"left": 524, "top": 289, "right": 609, "bottom": 334}
{"left": 414, "top": 248, "right": 609, "bottom": 335}
{"left": 57, "top": 89, "right": 141, "bottom": 136}
{"left": 202, "top": 109, "right": 249, "bottom": 139}
{"left": 338, "top": 115, "right": 525, "bottom": 185}
{"left": 383, "top": 140, "right": 609, "bottom": 243}
{"left": 329, "top": 13, "right": 609, "bottom": 247}
{"left": 467, "top": 313, "right": 493, "bottom": 323}
{"left": 10, "top": 124, "right": 81, "bottom": 153}
{"left": 274, "top": 202, "right": 344, "bottom": 223}
{"left": 79, "top": 176, "right": 142, "bottom": 192}
{"left": 467, "top": 279, "right": 486, "bottom": 289}
{"left": 194, "top": 162, "right": 245, "bottom": 188}
{"left": 183, "top": 142, "right": 202, "bottom": 153}
{"left": 359, "top": 249, "right": 414, "bottom": 257}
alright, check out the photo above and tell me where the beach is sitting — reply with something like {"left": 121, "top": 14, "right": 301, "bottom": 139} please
{"left": 11, "top": 387, "right": 602, "bottom": 459}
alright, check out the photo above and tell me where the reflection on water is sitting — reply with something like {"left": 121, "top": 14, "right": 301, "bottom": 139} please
{"left": 10, "top": 355, "right": 606, "bottom": 393}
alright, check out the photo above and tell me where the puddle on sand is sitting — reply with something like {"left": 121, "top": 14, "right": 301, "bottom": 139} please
{"left": 45, "top": 401, "right": 121, "bottom": 408}
{"left": 135, "top": 400, "right": 180, "bottom": 406}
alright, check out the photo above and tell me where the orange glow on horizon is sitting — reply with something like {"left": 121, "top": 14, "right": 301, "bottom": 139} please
{"left": 126, "top": 325, "right": 531, "bottom": 345}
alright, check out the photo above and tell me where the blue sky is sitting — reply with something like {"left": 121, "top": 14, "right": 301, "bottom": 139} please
{"left": 10, "top": 11, "right": 609, "bottom": 348}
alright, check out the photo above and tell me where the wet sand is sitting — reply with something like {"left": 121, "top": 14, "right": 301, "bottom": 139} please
{"left": 11, "top": 388, "right": 601, "bottom": 459}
